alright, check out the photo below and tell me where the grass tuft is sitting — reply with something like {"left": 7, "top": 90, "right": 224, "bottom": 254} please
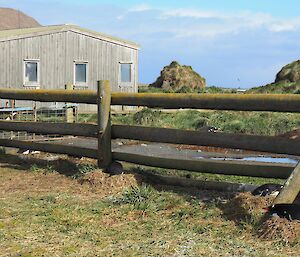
{"left": 108, "top": 185, "right": 154, "bottom": 211}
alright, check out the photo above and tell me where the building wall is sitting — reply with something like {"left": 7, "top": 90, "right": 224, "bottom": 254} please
{"left": 0, "top": 30, "right": 138, "bottom": 112}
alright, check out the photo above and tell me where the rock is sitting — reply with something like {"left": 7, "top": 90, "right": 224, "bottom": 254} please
{"left": 275, "top": 60, "right": 300, "bottom": 83}
{"left": 150, "top": 61, "right": 206, "bottom": 92}
{"left": 105, "top": 161, "right": 124, "bottom": 175}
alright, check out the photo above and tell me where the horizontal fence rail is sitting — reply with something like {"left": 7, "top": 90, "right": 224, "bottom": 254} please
{"left": 112, "top": 125, "right": 300, "bottom": 156}
{"left": 1, "top": 88, "right": 300, "bottom": 112}
{"left": 0, "top": 82, "right": 299, "bottom": 199}
{"left": 0, "top": 88, "right": 97, "bottom": 104}
{"left": 0, "top": 139, "right": 97, "bottom": 159}
{"left": 112, "top": 151, "right": 294, "bottom": 179}
{"left": 0, "top": 120, "right": 98, "bottom": 138}
{"left": 111, "top": 93, "right": 300, "bottom": 112}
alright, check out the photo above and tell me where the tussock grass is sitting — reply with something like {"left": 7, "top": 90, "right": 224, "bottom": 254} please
{"left": 111, "top": 108, "right": 300, "bottom": 136}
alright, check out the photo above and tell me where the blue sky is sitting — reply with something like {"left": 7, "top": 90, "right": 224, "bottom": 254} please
{"left": 1, "top": 0, "right": 300, "bottom": 88}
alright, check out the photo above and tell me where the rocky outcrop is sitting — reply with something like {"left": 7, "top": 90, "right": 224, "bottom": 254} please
{"left": 150, "top": 61, "right": 206, "bottom": 91}
{"left": 275, "top": 60, "right": 300, "bottom": 83}
{"left": 0, "top": 8, "right": 40, "bottom": 30}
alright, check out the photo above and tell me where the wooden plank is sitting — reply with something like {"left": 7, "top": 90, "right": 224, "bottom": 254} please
{"left": 141, "top": 170, "right": 257, "bottom": 192}
{"left": 111, "top": 125, "right": 300, "bottom": 156}
{"left": 0, "top": 88, "right": 97, "bottom": 104}
{"left": 273, "top": 162, "right": 300, "bottom": 204}
{"left": 111, "top": 93, "right": 300, "bottom": 112}
{"left": 0, "top": 139, "right": 97, "bottom": 158}
{"left": 1, "top": 89, "right": 300, "bottom": 112}
{"left": 0, "top": 120, "right": 98, "bottom": 137}
{"left": 112, "top": 151, "right": 294, "bottom": 179}
{"left": 97, "top": 80, "right": 112, "bottom": 168}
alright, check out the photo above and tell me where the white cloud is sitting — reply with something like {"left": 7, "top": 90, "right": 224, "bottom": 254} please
{"left": 268, "top": 17, "right": 300, "bottom": 32}
{"left": 129, "top": 4, "right": 152, "bottom": 13}
{"left": 120, "top": 7, "right": 300, "bottom": 39}
{"left": 160, "top": 8, "right": 221, "bottom": 19}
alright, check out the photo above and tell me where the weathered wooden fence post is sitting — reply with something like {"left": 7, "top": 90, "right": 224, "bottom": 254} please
{"left": 273, "top": 162, "right": 300, "bottom": 204}
{"left": 65, "top": 83, "right": 74, "bottom": 123}
{"left": 97, "top": 80, "right": 112, "bottom": 168}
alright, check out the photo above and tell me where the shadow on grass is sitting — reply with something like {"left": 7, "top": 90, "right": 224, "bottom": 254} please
{"left": 0, "top": 153, "right": 81, "bottom": 177}
{"left": 125, "top": 166, "right": 236, "bottom": 203}
{"left": 0, "top": 152, "right": 240, "bottom": 202}
{"left": 0, "top": 152, "right": 268, "bottom": 214}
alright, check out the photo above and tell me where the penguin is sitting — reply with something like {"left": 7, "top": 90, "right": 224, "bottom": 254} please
{"left": 267, "top": 204, "right": 300, "bottom": 221}
{"left": 251, "top": 183, "right": 283, "bottom": 197}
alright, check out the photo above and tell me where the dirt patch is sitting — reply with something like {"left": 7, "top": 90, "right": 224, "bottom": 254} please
{"left": 78, "top": 170, "right": 142, "bottom": 197}
{"left": 259, "top": 217, "right": 300, "bottom": 244}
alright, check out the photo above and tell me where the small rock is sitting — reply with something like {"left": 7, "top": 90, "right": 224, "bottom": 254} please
{"left": 105, "top": 161, "right": 124, "bottom": 175}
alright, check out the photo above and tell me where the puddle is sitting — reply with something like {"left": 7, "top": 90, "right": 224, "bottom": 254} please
{"left": 196, "top": 156, "right": 298, "bottom": 164}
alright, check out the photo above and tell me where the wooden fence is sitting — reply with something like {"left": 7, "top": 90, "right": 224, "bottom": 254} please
{"left": 0, "top": 80, "right": 299, "bottom": 203}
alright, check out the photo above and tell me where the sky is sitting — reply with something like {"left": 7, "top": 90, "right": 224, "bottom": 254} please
{"left": 0, "top": 1, "right": 300, "bottom": 88}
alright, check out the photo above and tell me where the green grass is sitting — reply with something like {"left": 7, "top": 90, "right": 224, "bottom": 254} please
{"left": 29, "top": 164, "right": 58, "bottom": 174}
{"left": 0, "top": 155, "right": 298, "bottom": 256}
{"left": 110, "top": 108, "right": 300, "bottom": 136}
{"left": 139, "top": 85, "right": 237, "bottom": 94}
{"left": 0, "top": 182, "right": 298, "bottom": 256}
{"left": 140, "top": 80, "right": 300, "bottom": 94}
{"left": 247, "top": 81, "right": 300, "bottom": 94}
{"left": 77, "top": 108, "right": 300, "bottom": 136}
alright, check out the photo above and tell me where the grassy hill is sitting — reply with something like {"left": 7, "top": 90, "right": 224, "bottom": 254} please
{"left": 247, "top": 81, "right": 300, "bottom": 94}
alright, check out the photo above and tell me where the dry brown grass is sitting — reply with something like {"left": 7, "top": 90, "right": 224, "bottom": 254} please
{"left": 259, "top": 217, "right": 300, "bottom": 244}
{"left": 222, "top": 192, "right": 274, "bottom": 223}
{"left": 0, "top": 153, "right": 299, "bottom": 256}
{"left": 78, "top": 170, "right": 141, "bottom": 197}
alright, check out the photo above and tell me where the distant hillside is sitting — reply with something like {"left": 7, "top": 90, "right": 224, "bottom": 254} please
{"left": 276, "top": 60, "right": 300, "bottom": 83}
{"left": 0, "top": 8, "right": 40, "bottom": 30}
{"left": 247, "top": 81, "right": 300, "bottom": 94}
{"left": 248, "top": 60, "right": 300, "bottom": 94}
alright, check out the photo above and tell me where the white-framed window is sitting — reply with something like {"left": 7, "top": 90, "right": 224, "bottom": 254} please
{"left": 119, "top": 62, "right": 134, "bottom": 86}
{"left": 23, "top": 60, "right": 40, "bottom": 86}
{"left": 74, "top": 61, "right": 88, "bottom": 87}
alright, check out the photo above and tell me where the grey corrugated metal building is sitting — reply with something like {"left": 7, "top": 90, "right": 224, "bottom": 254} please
{"left": 0, "top": 24, "right": 139, "bottom": 112}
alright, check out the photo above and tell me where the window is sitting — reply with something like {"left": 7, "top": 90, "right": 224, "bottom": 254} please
{"left": 119, "top": 63, "right": 133, "bottom": 85}
{"left": 74, "top": 62, "right": 88, "bottom": 86}
{"left": 24, "top": 60, "right": 39, "bottom": 86}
